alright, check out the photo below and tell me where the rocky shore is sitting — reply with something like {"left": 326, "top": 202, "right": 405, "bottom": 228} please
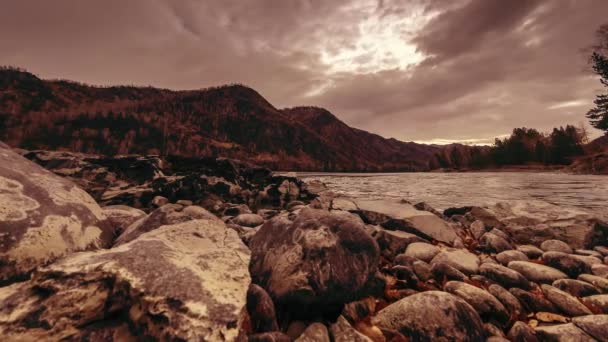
{"left": 1, "top": 145, "right": 608, "bottom": 341}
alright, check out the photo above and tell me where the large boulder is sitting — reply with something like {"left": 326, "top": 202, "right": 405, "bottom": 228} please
{"left": 249, "top": 208, "right": 379, "bottom": 316}
{"left": 371, "top": 291, "right": 484, "bottom": 341}
{"left": 0, "top": 219, "right": 251, "bottom": 341}
{"left": 354, "top": 200, "right": 458, "bottom": 244}
{"left": 0, "top": 143, "right": 112, "bottom": 285}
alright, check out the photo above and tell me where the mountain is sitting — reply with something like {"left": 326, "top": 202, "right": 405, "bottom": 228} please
{"left": 0, "top": 67, "right": 482, "bottom": 171}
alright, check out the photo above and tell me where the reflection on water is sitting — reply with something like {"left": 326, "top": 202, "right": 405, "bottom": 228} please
{"left": 297, "top": 172, "right": 608, "bottom": 220}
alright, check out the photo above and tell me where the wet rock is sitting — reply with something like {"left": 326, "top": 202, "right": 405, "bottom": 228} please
{"left": 487, "top": 284, "right": 524, "bottom": 316}
{"left": 114, "top": 204, "right": 220, "bottom": 245}
{"left": 553, "top": 279, "right": 601, "bottom": 297}
{"left": 413, "top": 260, "right": 433, "bottom": 281}
{"left": 496, "top": 250, "right": 529, "bottom": 266}
{"left": 249, "top": 332, "right": 291, "bottom": 342}
{"left": 295, "top": 323, "right": 330, "bottom": 342}
{"left": 330, "top": 316, "right": 372, "bottom": 342}
{"left": 517, "top": 245, "right": 544, "bottom": 259}
{"left": 444, "top": 281, "right": 509, "bottom": 324}
{"left": 376, "top": 229, "right": 426, "bottom": 258}
{"left": 232, "top": 213, "right": 264, "bottom": 228}
{"left": 509, "top": 288, "right": 558, "bottom": 313}
{"left": 480, "top": 263, "right": 531, "bottom": 289}
{"left": 403, "top": 242, "right": 440, "bottom": 262}
{"left": 572, "top": 315, "right": 608, "bottom": 342}
{"left": 541, "top": 240, "right": 574, "bottom": 254}
{"left": 541, "top": 285, "right": 592, "bottom": 316}
{"left": 247, "top": 284, "right": 279, "bottom": 333}
{"left": 578, "top": 274, "right": 608, "bottom": 292}
{"left": 249, "top": 208, "right": 379, "bottom": 317}
{"left": 542, "top": 251, "right": 591, "bottom": 278}
{"left": 431, "top": 262, "right": 468, "bottom": 282}
{"left": 0, "top": 219, "right": 251, "bottom": 341}
{"left": 592, "top": 264, "right": 608, "bottom": 277}
{"left": 0, "top": 145, "right": 112, "bottom": 285}
{"left": 101, "top": 205, "right": 146, "bottom": 238}
{"left": 508, "top": 261, "right": 568, "bottom": 284}
{"left": 479, "top": 232, "right": 512, "bottom": 253}
{"left": 535, "top": 323, "right": 595, "bottom": 341}
{"left": 371, "top": 291, "right": 484, "bottom": 342}
{"left": 430, "top": 249, "right": 480, "bottom": 275}
{"left": 355, "top": 200, "right": 458, "bottom": 244}
{"left": 582, "top": 295, "right": 608, "bottom": 313}
{"left": 507, "top": 321, "right": 538, "bottom": 342}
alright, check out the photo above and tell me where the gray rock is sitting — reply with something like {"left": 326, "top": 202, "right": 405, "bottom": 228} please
{"left": 403, "top": 242, "right": 440, "bottom": 262}
{"left": 232, "top": 213, "right": 264, "bottom": 227}
{"left": 376, "top": 229, "right": 426, "bottom": 258}
{"left": 0, "top": 145, "right": 112, "bottom": 285}
{"left": 572, "top": 315, "right": 608, "bottom": 342}
{"left": 496, "top": 250, "right": 529, "bottom": 266}
{"left": 114, "top": 204, "right": 220, "bottom": 245}
{"left": 431, "top": 262, "right": 468, "bottom": 282}
{"left": 0, "top": 219, "right": 251, "bottom": 341}
{"left": 479, "top": 232, "right": 512, "bottom": 253}
{"left": 517, "top": 245, "right": 544, "bottom": 259}
{"left": 582, "top": 295, "right": 608, "bottom": 313}
{"left": 542, "top": 251, "right": 591, "bottom": 277}
{"left": 330, "top": 316, "right": 372, "bottom": 342}
{"left": 295, "top": 323, "right": 331, "bottom": 342}
{"left": 372, "top": 291, "right": 484, "bottom": 342}
{"left": 247, "top": 284, "right": 279, "bottom": 333}
{"left": 480, "top": 263, "right": 531, "bottom": 289}
{"left": 541, "top": 284, "right": 592, "bottom": 316}
{"left": 507, "top": 321, "right": 538, "bottom": 342}
{"left": 509, "top": 288, "right": 558, "bottom": 313}
{"left": 592, "top": 264, "right": 608, "bottom": 277}
{"left": 535, "top": 323, "right": 595, "bottom": 342}
{"left": 431, "top": 249, "right": 480, "bottom": 275}
{"left": 541, "top": 239, "right": 574, "bottom": 254}
{"left": 444, "top": 281, "right": 509, "bottom": 324}
{"left": 488, "top": 284, "right": 524, "bottom": 316}
{"left": 508, "top": 261, "right": 567, "bottom": 284}
{"left": 579, "top": 274, "right": 608, "bottom": 292}
{"left": 355, "top": 200, "right": 458, "bottom": 244}
{"left": 249, "top": 208, "right": 379, "bottom": 316}
{"left": 102, "top": 205, "right": 146, "bottom": 237}
{"left": 553, "top": 279, "right": 601, "bottom": 297}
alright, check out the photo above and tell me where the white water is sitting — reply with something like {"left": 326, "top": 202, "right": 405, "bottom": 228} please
{"left": 296, "top": 172, "right": 608, "bottom": 220}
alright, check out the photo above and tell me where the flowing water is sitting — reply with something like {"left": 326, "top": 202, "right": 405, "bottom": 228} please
{"left": 295, "top": 172, "right": 608, "bottom": 220}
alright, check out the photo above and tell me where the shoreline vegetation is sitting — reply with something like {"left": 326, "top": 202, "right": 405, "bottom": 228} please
{"left": 1, "top": 144, "right": 608, "bottom": 340}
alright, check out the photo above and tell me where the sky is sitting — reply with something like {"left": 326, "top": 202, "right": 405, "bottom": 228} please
{"left": 1, "top": 0, "right": 607, "bottom": 144}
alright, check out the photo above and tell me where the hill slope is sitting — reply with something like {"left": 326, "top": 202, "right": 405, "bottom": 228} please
{"left": 0, "top": 67, "right": 479, "bottom": 171}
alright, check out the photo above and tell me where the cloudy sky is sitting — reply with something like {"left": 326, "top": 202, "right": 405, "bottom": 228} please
{"left": 1, "top": 0, "right": 607, "bottom": 144}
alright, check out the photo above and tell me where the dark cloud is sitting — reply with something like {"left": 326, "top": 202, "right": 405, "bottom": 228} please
{"left": 1, "top": 0, "right": 607, "bottom": 143}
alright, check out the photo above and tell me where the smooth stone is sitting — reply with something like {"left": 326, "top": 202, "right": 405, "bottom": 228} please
{"left": 403, "top": 242, "right": 440, "bottom": 263}
{"left": 541, "top": 240, "right": 574, "bottom": 254}
{"left": 480, "top": 263, "right": 531, "bottom": 289}
{"left": 249, "top": 332, "right": 291, "bottom": 342}
{"left": 575, "top": 249, "right": 603, "bottom": 258}
{"left": 572, "top": 315, "right": 608, "bottom": 342}
{"left": 331, "top": 198, "right": 359, "bottom": 211}
{"left": 431, "top": 249, "right": 480, "bottom": 275}
{"left": 541, "top": 284, "right": 593, "bottom": 316}
{"left": 295, "top": 323, "right": 331, "bottom": 342}
{"left": 486, "top": 337, "right": 509, "bottom": 342}
{"left": 478, "top": 232, "right": 512, "bottom": 253}
{"left": 394, "top": 254, "right": 418, "bottom": 267}
{"left": 102, "top": 205, "right": 146, "bottom": 237}
{"left": 542, "top": 251, "right": 591, "bottom": 277}
{"left": 232, "top": 213, "right": 264, "bottom": 227}
{"left": 376, "top": 229, "right": 426, "bottom": 258}
{"left": 582, "top": 295, "right": 608, "bottom": 314}
{"left": 431, "top": 262, "right": 468, "bottom": 282}
{"left": 488, "top": 284, "right": 524, "bottom": 316}
{"left": 391, "top": 266, "right": 419, "bottom": 286}
{"left": 496, "top": 250, "right": 528, "bottom": 266}
{"left": 517, "top": 245, "right": 544, "bottom": 259}
{"left": 247, "top": 284, "right": 279, "bottom": 333}
{"left": 552, "top": 279, "right": 601, "bottom": 297}
{"left": 483, "top": 322, "right": 505, "bottom": 338}
{"left": 579, "top": 274, "right": 608, "bottom": 292}
{"left": 286, "top": 321, "right": 308, "bottom": 340}
{"left": 509, "top": 288, "right": 558, "bottom": 313}
{"left": 594, "top": 246, "right": 608, "bottom": 256}
{"left": 535, "top": 323, "right": 595, "bottom": 342}
{"left": 151, "top": 195, "right": 169, "bottom": 207}
{"left": 592, "top": 264, "right": 608, "bottom": 277}
{"left": 508, "top": 261, "right": 567, "bottom": 284}
{"left": 470, "top": 220, "right": 487, "bottom": 240}
{"left": 507, "top": 321, "right": 538, "bottom": 342}
{"left": 412, "top": 260, "right": 433, "bottom": 281}
{"left": 372, "top": 291, "right": 485, "bottom": 342}
{"left": 330, "top": 316, "right": 372, "bottom": 342}
{"left": 444, "top": 281, "right": 509, "bottom": 324}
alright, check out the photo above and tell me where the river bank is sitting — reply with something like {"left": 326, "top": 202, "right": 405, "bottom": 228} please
{"left": 1, "top": 147, "right": 608, "bottom": 341}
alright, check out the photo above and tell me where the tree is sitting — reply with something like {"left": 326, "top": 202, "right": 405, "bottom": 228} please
{"left": 586, "top": 24, "right": 608, "bottom": 133}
